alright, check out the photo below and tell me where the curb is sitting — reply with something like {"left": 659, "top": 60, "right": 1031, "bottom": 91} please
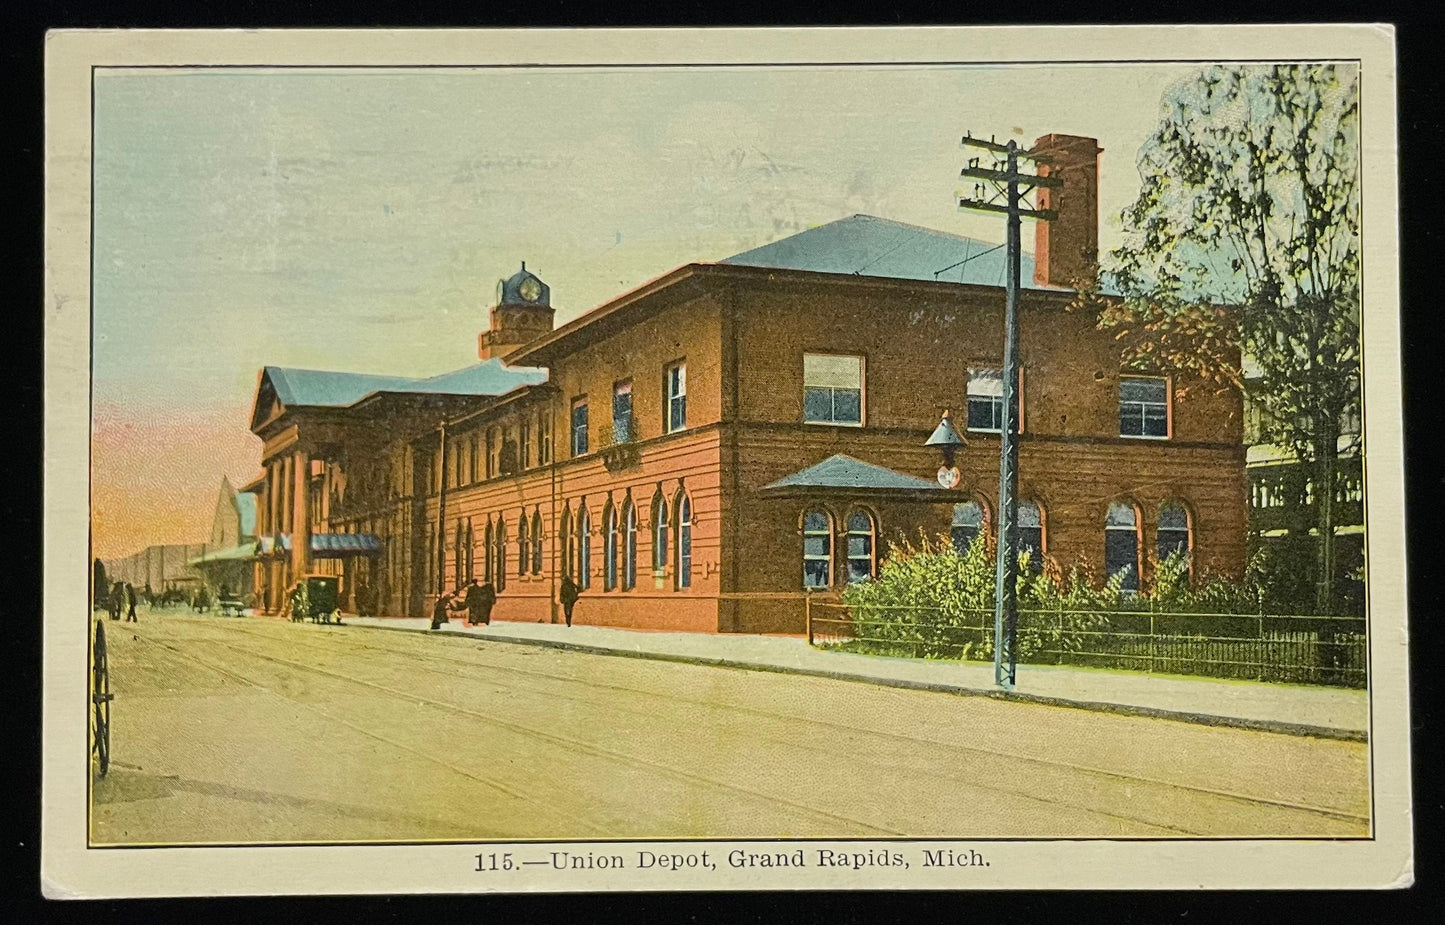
{"left": 347, "top": 621, "right": 1369, "bottom": 743}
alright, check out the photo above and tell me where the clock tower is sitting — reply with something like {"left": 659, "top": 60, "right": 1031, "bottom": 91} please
{"left": 478, "top": 262, "right": 556, "bottom": 361}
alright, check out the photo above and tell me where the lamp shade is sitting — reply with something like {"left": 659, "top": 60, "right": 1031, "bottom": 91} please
{"left": 924, "top": 410, "right": 967, "bottom": 450}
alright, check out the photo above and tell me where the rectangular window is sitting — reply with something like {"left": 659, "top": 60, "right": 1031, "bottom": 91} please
{"left": 665, "top": 362, "right": 687, "bottom": 433}
{"left": 803, "top": 353, "right": 863, "bottom": 426}
{"left": 537, "top": 412, "right": 551, "bottom": 465}
{"left": 612, "top": 380, "right": 633, "bottom": 443}
{"left": 1119, "top": 377, "right": 1169, "bottom": 438}
{"left": 966, "top": 368, "right": 1004, "bottom": 432}
{"left": 571, "top": 399, "right": 589, "bottom": 457}
{"left": 520, "top": 420, "right": 532, "bottom": 469}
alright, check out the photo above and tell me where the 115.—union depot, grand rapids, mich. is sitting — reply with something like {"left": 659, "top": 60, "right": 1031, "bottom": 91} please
{"left": 240, "top": 133, "right": 1245, "bottom": 635}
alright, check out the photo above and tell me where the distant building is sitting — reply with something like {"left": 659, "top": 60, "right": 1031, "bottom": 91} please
{"left": 104, "top": 544, "right": 207, "bottom": 594}
{"left": 1244, "top": 402, "right": 1364, "bottom": 611}
{"left": 187, "top": 476, "right": 261, "bottom": 599}
{"left": 246, "top": 133, "right": 1248, "bottom": 632}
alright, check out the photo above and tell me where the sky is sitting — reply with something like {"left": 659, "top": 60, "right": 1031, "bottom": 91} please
{"left": 91, "top": 62, "right": 1206, "bottom": 559}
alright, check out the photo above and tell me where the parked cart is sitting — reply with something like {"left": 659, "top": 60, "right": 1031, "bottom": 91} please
{"left": 288, "top": 575, "right": 342, "bottom": 625}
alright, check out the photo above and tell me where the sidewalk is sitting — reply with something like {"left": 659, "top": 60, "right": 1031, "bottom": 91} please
{"left": 341, "top": 615, "right": 1369, "bottom": 741}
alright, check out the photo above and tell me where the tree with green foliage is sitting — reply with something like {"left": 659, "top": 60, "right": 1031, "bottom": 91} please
{"left": 1081, "top": 63, "right": 1361, "bottom": 612}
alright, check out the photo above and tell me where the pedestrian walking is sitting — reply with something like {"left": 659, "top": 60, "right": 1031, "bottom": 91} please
{"left": 108, "top": 581, "right": 124, "bottom": 621}
{"left": 463, "top": 579, "right": 496, "bottom": 626}
{"left": 430, "top": 591, "right": 454, "bottom": 630}
{"left": 560, "top": 574, "right": 580, "bottom": 627}
{"left": 124, "top": 582, "right": 138, "bottom": 622}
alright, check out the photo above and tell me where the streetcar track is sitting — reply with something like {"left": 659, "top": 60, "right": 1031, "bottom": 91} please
{"left": 124, "top": 629, "right": 615, "bottom": 837}
{"left": 131, "top": 625, "right": 903, "bottom": 837}
{"left": 220, "top": 619, "right": 1369, "bottom": 828}
{"left": 224, "top": 626, "right": 1203, "bottom": 835}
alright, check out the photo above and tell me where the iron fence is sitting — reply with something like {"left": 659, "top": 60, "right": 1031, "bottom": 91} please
{"left": 805, "top": 600, "right": 1367, "bottom": 688}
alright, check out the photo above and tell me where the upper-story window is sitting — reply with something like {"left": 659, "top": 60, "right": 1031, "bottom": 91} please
{"left": 520, "top": 419, "right": 532, "bottom": 469}
{"left": 487, "top": 427, "right": 501, "bottom": 478}
{"left": 612, "top": 380, "right": 633, "bottom": 444}
{"left": 967, "top": 368, "right": 1003, "bottom": 432}
{"left": 665, "top": 362, "right": 687, "bottom": 433}
{"left": 1120, "top": 377, "right": 1169, "bottom": 439}
{"left": 803, "top": 353, "right": 863, "bottom": 426}
{"left": 571, "top": 399, "right": 589, "bottom": 457}
{"left": 537, "top": 411, "right": 552, "bottom": 466}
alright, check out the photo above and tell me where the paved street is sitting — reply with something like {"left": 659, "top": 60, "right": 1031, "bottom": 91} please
{"left": 91, "top": 612, "right": 1372, "bottom": 844}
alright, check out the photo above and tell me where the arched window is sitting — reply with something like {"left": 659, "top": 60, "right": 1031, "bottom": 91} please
{"left": 560, "top": 504, "right": 573, "bottom": 580}
{"left": 531, "top": 509, "right": 543, "bottom": 574}
{"left": 1018, "top": 501, "right": 1044, "bottom": 573}
{"left": 454, "top": 520, "right": 465, "bottom": 589}
{"left": 675, "top": 491, "right": 692, "bottom": 590}
{"left": 845, "top": 509, "right": 876, "bottom": 583}
{"left": 484, "top": 517, "right": 494, "bottom": 583}
{"left": 1105, "top": 502, "right": 1140, "bottom": 593}
{"left": 652, "top": 489, "right": 669, "bottom": 577}
{"left": 623, "top": 498, "right": 637, "bottom": 590}
{"left": 578, "top": 504, "right": 592, "bottom": 591}
{"left": 465, "top": 518, "right": 475, "bottom": 583}
{"left": 494, "top": 518, "right": 507, "bottom": 592}
{"left": 517, "top": 513, "right": 528, "bottom": 577}
{"left": 603, "top": 500, "right": 619, "bottom": 591}
{"left": 802, "top": 508, "right": 833, "bottom": 589}
{"left": 951, "top": 501, "right": 986, "bottom": 555}
{"left": 1158, "top": 501, "right": 1192, "bottom": 563}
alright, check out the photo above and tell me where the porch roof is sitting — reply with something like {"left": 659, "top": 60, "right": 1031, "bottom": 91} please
{"left": 759, "top": 454, "right": 960, "bottom": 502}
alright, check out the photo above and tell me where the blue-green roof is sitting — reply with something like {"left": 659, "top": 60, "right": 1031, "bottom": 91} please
{"left": 235, "top": 492, "right": 257, "bottom": 537}
{"left": 264, "top": 358, "right": 546, "bottom": 409}
{"left": 763, "top": 454, "right": 941, "bottom": 493}
{"left": 723, "top": 214, "right": 1097, "bottom": 293}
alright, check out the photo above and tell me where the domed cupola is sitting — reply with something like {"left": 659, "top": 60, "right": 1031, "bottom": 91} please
{"left": 497, "top": 261, "right": 550, "bottom": 308}
{"left": 479, "top": 261, "right": 556, "bottom": 361}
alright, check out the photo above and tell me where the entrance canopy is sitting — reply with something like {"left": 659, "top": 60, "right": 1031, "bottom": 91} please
{"left": 254, "top": 534, "right": 384, "bottom": 559}
{"left": 310, "top": 533, "right": 384, "bottom": 559}
{"left": 758, "top": 454, "right": 959, "bottom": 502}
{"left": 186, "top": 544, "right": 258, "bottom": 567}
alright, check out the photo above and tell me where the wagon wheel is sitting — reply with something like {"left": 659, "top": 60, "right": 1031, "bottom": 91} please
{"left": 92, "top": 619, "right": 113, "bottom": 777}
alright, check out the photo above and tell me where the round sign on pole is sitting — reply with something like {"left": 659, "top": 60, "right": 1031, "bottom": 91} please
{"left": 937, "top": 465, "right": 961, "bottom": 490}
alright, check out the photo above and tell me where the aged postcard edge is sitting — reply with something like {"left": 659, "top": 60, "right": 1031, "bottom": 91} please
{"left": 42, "top": 24, "right": 1410, "bottom": 897}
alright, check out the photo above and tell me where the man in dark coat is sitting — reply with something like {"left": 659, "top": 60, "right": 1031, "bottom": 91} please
{"left": 430, "top": 591, "right": 454, "bottom": 630}
{"left": 559, "top": 575, "right": 580, "bottom": 627}
{"left": 108, "top": 581, "right": 124, "bottom": 621}
{"left": 124, "top": 582, "right": 138, "bottom": 622}
{"left": 462, "top": 579, "right": 496, "bottom": 626}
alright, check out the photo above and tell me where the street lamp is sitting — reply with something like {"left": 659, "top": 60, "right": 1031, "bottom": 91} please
{"left": 925, "top": 410, "right": 967, "bottom": 490}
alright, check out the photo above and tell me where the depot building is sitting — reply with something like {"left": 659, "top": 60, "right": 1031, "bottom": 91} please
{"left": 244, "top": 134, "right": 1247, "bottom": 633}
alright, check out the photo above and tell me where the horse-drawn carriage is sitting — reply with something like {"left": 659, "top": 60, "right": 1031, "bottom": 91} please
{"left": 288, "top": 575, "right": 342, "bottom": 624}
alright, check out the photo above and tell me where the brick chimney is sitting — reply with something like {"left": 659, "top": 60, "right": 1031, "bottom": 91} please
{"left": 1032, "top": 134, "right": 1102, "bottom": 289}
{"left": 479, "top": 262, "right": 555, "bottom": 361}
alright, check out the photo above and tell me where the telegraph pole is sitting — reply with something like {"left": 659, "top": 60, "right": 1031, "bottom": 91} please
{"left": 957, "top": 134, "right": 1059, "bottom": 689}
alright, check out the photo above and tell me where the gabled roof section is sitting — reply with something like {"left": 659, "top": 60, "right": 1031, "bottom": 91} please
{"left": 251, "top": 359, "right": 547, "bottom": 432}
{"left": 722, "top": 214, "right": 1067, "bottom": 291}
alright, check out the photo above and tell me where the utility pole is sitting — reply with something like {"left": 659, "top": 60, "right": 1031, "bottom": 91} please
{"left": 436, "top": 417, "right": 448, "bottom": 598}
{"left": 958, "top": 133, "right": 1059, "bottom": 689}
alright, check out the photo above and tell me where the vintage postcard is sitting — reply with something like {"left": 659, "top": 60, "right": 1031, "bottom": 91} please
{"left": 42, "top": 26, "right": 1410, "bottom": 896}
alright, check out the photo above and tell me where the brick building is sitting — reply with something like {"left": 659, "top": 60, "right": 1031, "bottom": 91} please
{"left": 247, "top": 134, "right": 1247, "bottom": 633}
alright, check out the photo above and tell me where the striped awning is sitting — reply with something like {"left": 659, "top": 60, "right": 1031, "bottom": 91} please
{"left": 254, "top": 533, "right": 384, "bottom": 558}
{"left": 309, "top": 533, "right": 384, "bottom": 558}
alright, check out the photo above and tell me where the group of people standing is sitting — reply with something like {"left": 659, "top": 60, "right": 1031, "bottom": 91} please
{"left": 103, "top": 580, "right": 140, "bottom": 622}
{"left": 430, "top": 575, "right": 582, "bottom": 630}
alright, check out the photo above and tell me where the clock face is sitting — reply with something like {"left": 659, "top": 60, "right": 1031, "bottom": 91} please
{"left": 519, "top": 277, "right": 542, "bottom": 302}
